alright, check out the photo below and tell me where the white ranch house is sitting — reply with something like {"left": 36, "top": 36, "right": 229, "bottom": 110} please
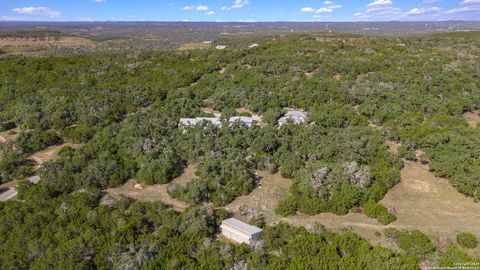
{"left": 179, "top": 117, "right": 222, "bottom": 128}
{"left": 228, "top": 116, "right": 256, "bottom": 128}
{"left": 221, "top": 218, "right": 262, "bottom": 244}
{"left": 278, "top": 110, "right": 309, "bottom": 126}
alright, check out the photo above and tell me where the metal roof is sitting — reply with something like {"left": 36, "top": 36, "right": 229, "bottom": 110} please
{"left": 222, "top": 218, "right": 262, "bottom": 235}
{"left": 229, "top": 116, "right": 254, "bottom": 124}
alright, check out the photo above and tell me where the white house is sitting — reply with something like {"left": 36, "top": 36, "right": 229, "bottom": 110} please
{"left": 215, "top": 45, "right": 227, "bottom": 50}
{"left": 229, "top": 116, "right": 256, "bottom": 128}
{"left": 0, "top": 188, "right": 17, "bottom": 202}
{"left": 179, "top": 117, "right": 221, "bottom": 128}
{"left": 221, "top": 218, "right": 262, "bottom": 244}
{"left": 248, "top": 43, "right": 259, "bottom": 49}
{"left": 278, "top": 110, "right": 309, "bottom": 126}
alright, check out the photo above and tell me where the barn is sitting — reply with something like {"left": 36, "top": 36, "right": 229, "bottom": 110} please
{"left": 221, "top": 218, "right": 262, "bottom": 244}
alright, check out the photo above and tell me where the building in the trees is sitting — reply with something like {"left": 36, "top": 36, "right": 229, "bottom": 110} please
{"left": 221, "top": 218, "right": 263, "bottom": 244}
{"left": 278, "top": 110, "right": 309, "bottom": 126}
{"left": 228, "top": 116, "right": 256, "bottom": 128}
{"left": 215, "top": 45, "right": 227, "bottom": 50}
{"left": 179, "top": 117, "right": 222, "bottom": 131}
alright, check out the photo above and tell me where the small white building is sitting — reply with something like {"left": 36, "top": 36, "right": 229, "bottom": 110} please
{"left": 229, "top": 116, "right": 256, "bottom": 128}
{"left": 221, "top": 218, "right": 262, "bottom": 244}
{"left": 27, "top": 175, "right": 41, "bottom": 184}
{"left": 278, "top": 110, "right": 309, "bottom": 126}
{"left": 179, "top": 117, "right": 221, "bottom": 127}
{"left": 215, "top": 45, "right": 227, "bottom": 50}
{"left": 248, "top": 43, "right": 259, "bottom": 49}
{"left": 0, "top": 188, "right": 17, "bottom": 202}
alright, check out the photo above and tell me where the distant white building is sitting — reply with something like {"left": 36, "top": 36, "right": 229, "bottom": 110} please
{"left": 229, "top": 116, "right": 256, "bottom": 128}
{"left": 278, "top": 110, "right": 309, "bottom": 126}
{"left": 179, "top": 117, "right": 222, "bottom": 131}
{"left": 248, "top": 43, "right": 259, "bottom": 49}
{"left": 215, "top": 45, "right": 227, "bottom": 50}
{"left": 221, "top": 218, "right": 262, "bottom": 244}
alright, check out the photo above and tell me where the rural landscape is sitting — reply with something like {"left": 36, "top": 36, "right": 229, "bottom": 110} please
{"left": 1, "top": 11, "right": 480, "bottom": 270}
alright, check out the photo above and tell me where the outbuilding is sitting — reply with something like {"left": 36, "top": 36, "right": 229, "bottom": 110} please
{"left": 278, "top": 110, "right": 309, "bottom": 126}
{"left": 221, "top": 218, "right": 262, "bottom": 244}
{"left": 229, "top": 116, "right": 256, "bottom": 128}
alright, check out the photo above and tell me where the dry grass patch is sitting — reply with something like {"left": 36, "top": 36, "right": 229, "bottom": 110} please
{"left": 381, "top": 161, "right": 480, "bottom": 235}
{"left": 0, "top": 127, "right": 21, "bottom": 143}
{"left": 0, "top": 36, "right": 95, "bottom": 49}
{"left": 385, "top": 140, "right": 401, "bottom": 154}
{"left": 178, "top": 42, "right": 211, "bottom": 51}
{"left": 29, "top": 143, "right": 83, "bottom": 165}
{"left": 105, "top": 179, "right": 188, "bottom": 212}
{"left": 463, "top": 110, "right": 480, "bottom": 128}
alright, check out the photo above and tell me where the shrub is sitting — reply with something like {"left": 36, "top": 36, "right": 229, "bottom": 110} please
{"left": 0, "top": 121, "right": 16, "bottom": 132}
{"left": 16, "top": 130, "right": 62, "bottom": 154}
{"left": 392, "top": 230, "right": 435, "bottom": 257}
{"left": 456, "top": 232, "right": 478, "bottom": 249}
{"left": 275, "top": 196, "right": 297, "bottom": 216}
{"left": 363, "top": 201, "right": 396, "bottom": 225}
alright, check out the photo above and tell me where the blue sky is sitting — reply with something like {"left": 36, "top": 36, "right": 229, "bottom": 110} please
{"left": 1, "top": 0, "right": 480, "bottom": 22}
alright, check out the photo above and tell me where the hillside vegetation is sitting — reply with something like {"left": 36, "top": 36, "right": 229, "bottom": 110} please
{"left": 0, "top": 32, "right": 479, "bottom": 268}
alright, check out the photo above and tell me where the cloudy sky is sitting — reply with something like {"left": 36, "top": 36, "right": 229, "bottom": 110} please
{"left": 1, "top": 0, "right": 480, "bottom": 22}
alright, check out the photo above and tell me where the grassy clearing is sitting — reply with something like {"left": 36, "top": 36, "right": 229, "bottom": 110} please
{"left": 177, "top": 42, "right": 211, "bottom": 51}
{"left": 29, "top": 143, "right": 83, "bottom": 165}
{"left": 225, "top": 163, "right": 480, "bottom": 255}
{"left": 105, "top": 179, "right": 188, "bottom": 212}
{"left": 104, "top": 165, "right": 197, "bottom": 212}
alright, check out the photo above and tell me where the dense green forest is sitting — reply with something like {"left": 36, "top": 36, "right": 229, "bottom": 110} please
{"left": 1, "top": 31, "right": 480, "bottom": 268}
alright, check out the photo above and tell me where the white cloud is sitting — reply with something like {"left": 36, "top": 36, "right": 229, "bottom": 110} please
{"left": 367, "top": 0, "right": 393, "bottom": 7}
{"left": 196, "top": 5, "right": 209, "bottom": 11}
{"left": 301, "top": 1, "right": 341, "bottom": 14}
{"left": 233, "top": 0, "right": 250, "bottom": 8}
{"left": 183, "top": 5, "right": 209, "bottom": 11}
{"left": 446, "top": 5, "right": 480, "bottom": 14}
{"left": 423, "top": 0, "right": 440, "bottom": 3}
{"left": 205, "top": 11, "right": 215, "bottom": 16}
{"left": 354, "top": 12, "right": 363, "bottom": 16}
{"left": 316, "top": 7, "right": 335, "bottom": 13}
{"left": 301, "top": 7, "right": 316, "bottom": 13}
{"left": 92, "top": 0, "right": 105, "bottom": 3}
{"left": 461, "top": 0, "right": 480, "bottom": 4}
{"left": 12, "top": 7, "right": 61, "bottom": 18}
{"left": 221, "top": 6, "right": 230, "bottom": 11}
{"left": 406, "top": 7, "right": 441, "bottom": 15}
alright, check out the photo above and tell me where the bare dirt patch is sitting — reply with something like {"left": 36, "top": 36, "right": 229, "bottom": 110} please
{"left": 105, "top": 179, "right": 188, "bottom": 212}
{"left": 201, "top": 107, "right": 222, "bottom": 118}
{"left": 463, "top": 110, "right": 480, "bottom": 128}
{"left": 0, "top": 127, "right": 21, "bottom": 143}
{"left": 29, "top": 143, "right": 83, "bottom": 165}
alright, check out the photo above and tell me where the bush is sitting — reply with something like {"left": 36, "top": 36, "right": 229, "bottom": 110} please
{"left": 392, "top": 230, "right": 435, "bottom": 257}
{"left": 16, "top": 130, "right": 62, "bottom": 154}
{"left": 363, "top": 201, "right": 396, "bottom": 225}
{"left": 275, "top": 196, "right": 297, "bottom": 216}
{"left": 456, "top": 232, "right": 478, "bottom": 249}
{"left": 0, "top": 121, "right": 16, "bottom": 132}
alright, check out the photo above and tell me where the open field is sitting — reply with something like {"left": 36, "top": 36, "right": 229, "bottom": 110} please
{"left": 225, "top": 163, "right": 480, "bottom": 254}
{"left": 105, "top": 179, "right": 188, "bottom": 212}
{"left": 104, "top": 166, "right": 196, "bottom": 212}
{"left": 463, "top": 110, "right": 480, "bottom": 128}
